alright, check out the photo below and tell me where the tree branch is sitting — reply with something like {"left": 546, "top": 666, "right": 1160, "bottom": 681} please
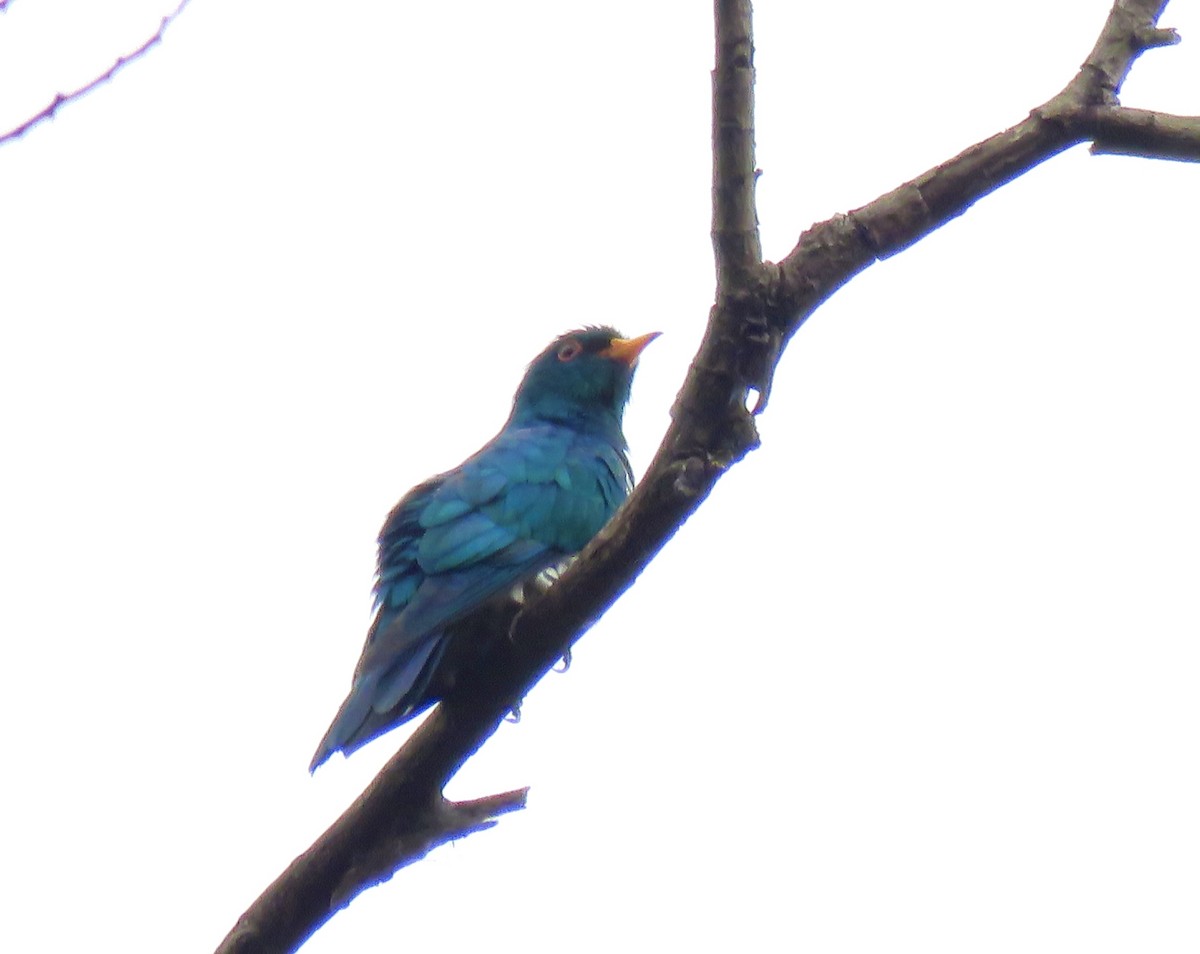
{"left": 0, "top": 0, "right": 193, "bottom": 147}
{"left": 219, "top": 785, "right": 527, "bottom": 954}
{"left": 766, "top": 0, "right": 1182, "bottom": 346}
{"left": 712, "top": 0, "right": 762, "bottom": 286}
{"left": 216, "top": 1, "right": 1189, "bottom": 951}
{"left": 1085, "top": 106, "right": 1200, "bottom": 160}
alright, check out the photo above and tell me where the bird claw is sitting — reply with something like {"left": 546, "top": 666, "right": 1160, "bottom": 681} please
{"left": 553, "top": 649, "right": 572, "bottom": 673}
{"left": 505, "top": 702, "right": 522, "bottom": 724}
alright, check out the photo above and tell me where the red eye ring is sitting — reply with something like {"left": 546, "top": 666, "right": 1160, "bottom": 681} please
{"left": 557, "top": 341, "right": 583, "bottom": 362}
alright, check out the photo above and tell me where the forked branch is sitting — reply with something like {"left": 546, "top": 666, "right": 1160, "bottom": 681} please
{"left": 216, "top": 2, "right": 1191, "bottom": 952}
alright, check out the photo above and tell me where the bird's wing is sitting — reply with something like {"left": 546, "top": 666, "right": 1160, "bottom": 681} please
{"left": 309, "top": 464, "right": 546, "bottom": 770}
{"left": 310, "top": 426, "right": 632, "bottom": 770}
{"left": 360, "top": 425, "right": 627, "bottom": 696}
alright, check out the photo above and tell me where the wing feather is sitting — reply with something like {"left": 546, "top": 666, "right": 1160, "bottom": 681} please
{"left": 310, "top": 423, "right": 632, "bottom": 770}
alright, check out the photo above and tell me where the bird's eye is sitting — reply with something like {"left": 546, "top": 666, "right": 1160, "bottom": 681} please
{"left": 557, "top": 341, "right": 582, "bottom": 362}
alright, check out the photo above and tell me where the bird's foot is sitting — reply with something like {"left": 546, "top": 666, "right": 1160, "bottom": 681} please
{"left": 553, "top": 649, "right": 572, "bottom": 673}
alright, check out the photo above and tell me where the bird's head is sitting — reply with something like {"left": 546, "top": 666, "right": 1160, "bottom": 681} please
{"left": 510, "top": 326, "right": 659, "bottom": 434}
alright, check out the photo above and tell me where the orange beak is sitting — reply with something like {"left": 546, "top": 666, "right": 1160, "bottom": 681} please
{"left": 601, "top": 331, "right": 661, "bottom": 367}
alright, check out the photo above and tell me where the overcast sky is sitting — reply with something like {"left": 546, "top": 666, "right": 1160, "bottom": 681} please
{"left": 2, "top": 1, "right": 1198, "bottom": 951}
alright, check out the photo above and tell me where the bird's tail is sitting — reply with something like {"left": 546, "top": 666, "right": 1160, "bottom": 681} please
{"left": 308, "top": 671, "right": 380, "bottom": 773}
{"left": 308, "top": 636, "right": 448, "bottom": 773}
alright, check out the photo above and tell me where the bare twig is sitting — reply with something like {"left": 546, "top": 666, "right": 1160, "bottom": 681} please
{"left": 0, "top": 0, "right": 193, "bottom": 147}
{"left": 216, "top": 1, "right": 1190, "bottom": 951}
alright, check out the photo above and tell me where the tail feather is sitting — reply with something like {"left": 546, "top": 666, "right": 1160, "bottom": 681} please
{"left": 308, "top": 636, "right": 447, "bottom": 773}
{"left": 309, "top": 670, "right": 379, "bottom": 772}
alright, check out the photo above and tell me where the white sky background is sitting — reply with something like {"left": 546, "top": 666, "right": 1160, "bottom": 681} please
{"left": 1, "top": 0, "right": 1198, "bottom": 950}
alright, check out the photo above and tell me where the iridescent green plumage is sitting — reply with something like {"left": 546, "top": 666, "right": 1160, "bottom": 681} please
{"left": 310, "top": 327, "right": 657, "bottom": 771}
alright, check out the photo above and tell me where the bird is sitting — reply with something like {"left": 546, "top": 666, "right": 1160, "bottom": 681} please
{"left": 309, "top": 326, "right": 659, "bottom": 771}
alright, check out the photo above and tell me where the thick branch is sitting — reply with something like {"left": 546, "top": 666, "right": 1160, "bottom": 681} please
{"left": 219, "top": 787, "right": 527, "bottom": 954}
{"left": 0, "top": 0, "right": 193, "bottom": 147}
{"left": 217, "top": 1, "right": 1190, "bottom": 951}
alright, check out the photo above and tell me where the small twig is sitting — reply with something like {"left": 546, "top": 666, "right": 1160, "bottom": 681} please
{"left": 0, "top": 0, "right": 193, "bottom": 147}
{"left": 328, "top": 788, "right": 529, "bottom": 911}
{"left": 1133, "top": 24, "right": 1181, "bottom": 50}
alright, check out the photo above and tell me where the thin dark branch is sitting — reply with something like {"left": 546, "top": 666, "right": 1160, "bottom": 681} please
{"left": 766, "top": 0, "right": 1181, "bottom": 343}
{"left": 712, "top": 0, "right": 762, "bottom": 287}
{"left": 1085, "top": 106, "right": 1200, "bottom": 161}
{"left": 707, "top": 0, "right": 778, "bottom": 415}
{"left": 216, "top": 1, "right": 1188, "bottom": 951}
{"left": 0, "top": 0, "right": 193, "bottom": 147}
